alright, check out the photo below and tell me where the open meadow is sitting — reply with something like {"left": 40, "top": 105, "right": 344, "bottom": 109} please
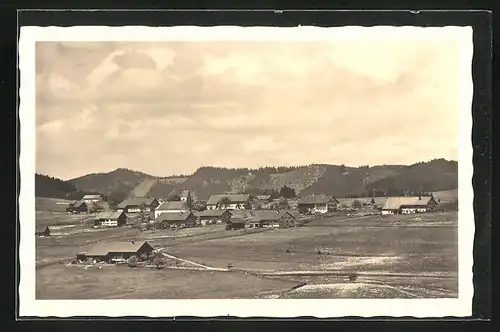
{"left": 36, "top": 210, "right": 458, "bottom": 299}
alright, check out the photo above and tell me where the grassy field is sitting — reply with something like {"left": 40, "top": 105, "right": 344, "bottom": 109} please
{"left": 36, "top": 264, "right": 300, "bottom": 299}
{"left": 36, "top": 211, "right": 458, "bottom": 299}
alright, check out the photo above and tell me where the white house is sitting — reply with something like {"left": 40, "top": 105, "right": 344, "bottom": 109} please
{"left": 94, "top": 211, "right": 127, "bottom": 227}
{"left": 154, "top": 201, "right": 189, "bottom": 219}
{"left": 381, "top": 196, "right": 438, "bottom": 215}
{"left": 297, "top": 194, "right": 339, "bottom": 214}
{"left": 206, "top": 194, "right": 252, "bottom": 210}
{"left": 82, "top": 194, "right": 102, "bottom": 204}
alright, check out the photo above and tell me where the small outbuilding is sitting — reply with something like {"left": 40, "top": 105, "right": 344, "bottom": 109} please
{"left": 35, "top": 226, "right": 51, "bottom": 237}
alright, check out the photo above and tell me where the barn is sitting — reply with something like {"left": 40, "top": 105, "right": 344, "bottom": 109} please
{"left": 246, "top": 210, "right": 297, "bottom": 229}
{"left": 118, "top": 197, "right": 159, "bottom": 213}
{"left": 35, "top": 226, "right": 51, "bottom": 237}
{"left": 193, "top": 209, "right": 232, "bottom": 226}
{"left": 67, "top": 200, "right": 88, "bottom": 214}
{"left": 78, "top": 241, "right": 154, "bottom": 263}
{"left": 225, "top": 220, "right": 245, "bottom": 230}
{"left": 156, "top": 211, "right": 197, "bottom": 229}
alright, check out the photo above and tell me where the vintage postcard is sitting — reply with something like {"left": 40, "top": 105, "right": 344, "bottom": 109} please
{"left": 18, "top": 25, "right": 474, "bottom": 318}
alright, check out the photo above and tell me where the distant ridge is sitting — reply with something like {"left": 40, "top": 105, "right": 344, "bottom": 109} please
{"left": 45, "top": 158, "right": 459, "bottom": 202}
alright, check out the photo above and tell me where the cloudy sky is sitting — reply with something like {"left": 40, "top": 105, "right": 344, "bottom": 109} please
{"left": 36, "top": 39, "right": 460, "bottom": 180}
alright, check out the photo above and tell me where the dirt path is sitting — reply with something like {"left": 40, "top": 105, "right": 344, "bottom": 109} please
{"left": 160, "top": 251, "right": 228, "bottom": 271}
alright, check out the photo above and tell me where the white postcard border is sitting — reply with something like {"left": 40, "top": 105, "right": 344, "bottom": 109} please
{"left": 18, "top": 25, "right": 474, "bottom": 318}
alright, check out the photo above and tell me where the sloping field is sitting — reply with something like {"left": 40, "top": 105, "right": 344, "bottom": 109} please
{"left": 432, "top": 189, "right": 458, "bottom": 204}
{"left": 36, "top": 197, "right": 74, "bottom": 212}
{"left": 130, "top": 178, "right": 158, "bottom": 198}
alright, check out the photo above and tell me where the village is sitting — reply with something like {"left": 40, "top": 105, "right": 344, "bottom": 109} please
{"left": 35, "top": 187, "right": 458, "bottom": 301}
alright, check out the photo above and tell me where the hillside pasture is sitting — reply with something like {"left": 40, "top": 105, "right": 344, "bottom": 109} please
{"left": 36, "top": 197, "right": 74, "bottom": 212}
{"left": 432, "top": 189, "right": 458, "bottom": 204}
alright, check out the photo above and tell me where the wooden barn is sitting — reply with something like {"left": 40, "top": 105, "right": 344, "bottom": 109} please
{"left": 67, "top": 200, "right": 88, "bottom": 214}
{"left": 35, "top": 226, "right": 51, "bottom": 237}
{"left": 117, "top": 197, "right": 159, "bottom": 213}
{"left": 156, "top": 211, "right": 197, "bottom": 229}
{"left": 225, "top": 220, "right": 245, "bottom": 230}
{"left": 246, "top": 210, "right": 297, "bottom": 229}
{"left": 77, "top": 240, "right": 154, "bottom": 263}
{"left": 193, "top": 209, "right": 232, "bottom": 226}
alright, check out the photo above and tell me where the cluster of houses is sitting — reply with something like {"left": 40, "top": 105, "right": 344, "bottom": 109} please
{"left": 36, "top": 188, "right": 440, "bottom": 238}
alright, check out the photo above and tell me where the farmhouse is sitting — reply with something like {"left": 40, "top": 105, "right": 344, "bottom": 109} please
{"left": 35, "top": 226, "right": 51, "bottom": 237}
{"left": 256, "top": 195, "right": 271, "bottom": 202}
{"left": 67, "top": 200, "right": 88, "bottom": 214}
{"left": 78, "top": 240, "right": 154, "bottom": 263}
{"left": 297, "top": 194, "right": 338, "bottom": 214}
{"left": 193, "top": 209, "right": 232, "bottom": 226}
{"left": 156, "top": 211, "right": 197, "bottom": 229}
{"left": 179, "top": 189, "right": 192, "bottom": 205}
{"left": 94, "top": 211, "right": 127, "bottom": 227}
{"left": 381, "top": 196, "right": 438, "bottom": 215}
{"left": 247, "top": 210, "right": 297, "bottom": 229}
{"left": 154, "top": 201, "right": 189, "bottom": 219}
{"left": 206, "top": 194, "right": 251, "bottom": 210}
{"left": 117, "top": 197, "right": 159, "bottom": 213}
{"left": 82, "top": 194, "right": 102, "bottom": 204}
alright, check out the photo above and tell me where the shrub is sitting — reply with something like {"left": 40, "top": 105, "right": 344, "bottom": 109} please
{"left": 127, "top": 255, "right": 138, "bottom": 268}
{"left": 153, "top": 257, "right": 164, "bottom": 269}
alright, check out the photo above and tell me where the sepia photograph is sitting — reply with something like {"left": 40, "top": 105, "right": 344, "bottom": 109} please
{"left": 18, "top": 25, "right": 474, "bottom": 318}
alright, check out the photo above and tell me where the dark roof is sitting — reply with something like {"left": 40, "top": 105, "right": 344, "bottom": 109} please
{"left": 193, "top": 209, "right": 231, "bottom": 218}
{"left": 73, "top": 200, "right": 87, "bottom": 208}
{"left": 118, "top": 197, "right": 157, "bottom": 208}
{"left": 248, "top": 210, "right": 296, "bottom": 222}
{"left": 180, "top": 190, "right": 190, "bottom": 198}
{"left": 157, "top": 211, "right": 194, "bottom": 222}
{"left": 156, "top": 201, "right": 187, "bottom": 211}
{"left": 206, "top": 194, "right": 250, "bottom": 205}
{"left": 298, "top": 194, "right": 337, "bottom": 205}
{"left": 36, "top": 225, "right": 50, "bottom": 233}
{"left": 95, "top": 211, "right": 124, "bottom": 220}
{"left": 85, "top": 241, "right": 151, "bottom": 256}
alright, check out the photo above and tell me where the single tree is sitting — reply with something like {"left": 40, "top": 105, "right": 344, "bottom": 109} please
{"left": 352, "top": 200, "right": 362, "bottom": 209}
{"left": 218, "top": 196, "right": 231, "bottom": 209}
{"left": 127, "top": 255, "right": 138, "bottom": 268}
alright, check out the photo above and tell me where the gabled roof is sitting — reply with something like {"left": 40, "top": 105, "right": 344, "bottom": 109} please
{"left": 206, "top": 194, "right": 251, "bottom": 205}
{"left": 248, "top": 210, "right": 296, "bottom": 222}
{"left": 193, "top": 209, "right": 231, "bottom": 218}
{"left": 156, "top": 201, "right": 187, "bottom": 211}
{"left": 36, "top": 225, "right": 50, "bottom": 233}
{"left": 95, "top": 211, "right": 124, "bottom": 220}
{"left": 72, "top": 200, "right": 87, "bottom": 208}
{"left": 381, "top": 196, "right": 435, "bottom": 210}
{"left": 157, "top": 211, "right": 194, "bottom": 222}
{"left": 85, "top": 241, "right": 150, "bottom": 256}
{"left": 118, "top": 197, "right": 157, "bottom": 209}
{"left": 180, "top": 190, "right": 190, "bottom": 198}
{"left": 83, "top": 194, "right": 101, "bottom": 200}
{"left": 298, "top": 194, "right": 338, "bottom": 205}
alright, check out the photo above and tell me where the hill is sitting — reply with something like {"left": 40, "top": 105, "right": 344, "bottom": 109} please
{"left": 62, "top": 159, "right": 458, "bottom": 202}
{"left": 35, "top": 174, "right": 86, "bottom": 200}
